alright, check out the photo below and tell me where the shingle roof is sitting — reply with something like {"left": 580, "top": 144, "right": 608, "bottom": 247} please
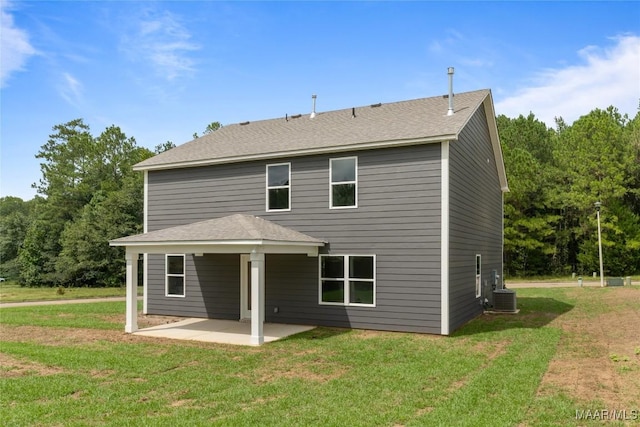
{"left": 135, "top": 89, "right": 492, "bottom": 171}
{"left": 110, "top": 214, "right": 325, "bottom": 246}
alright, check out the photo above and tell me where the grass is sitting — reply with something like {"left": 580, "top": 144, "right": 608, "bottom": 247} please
{"left": 0, "top": 281, "right": 143, "bottom": 303}
{"left": 0, "top": 301, "right": 133, "bottom": 330}
{"left": 1, "top": 287, "right": 639, "bottom": 426}
{"left": 505, "top": 274, "right": 639, "bottom": 283}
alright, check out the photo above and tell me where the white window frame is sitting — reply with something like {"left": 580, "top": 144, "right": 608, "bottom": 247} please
{"left": 266, "top": 162, "right": 291, "bottom": 212}
{"left": 329, "top": 156, "right": 358, "bottom": 209}
{"left": 475, "top": 254, "right": 482, "bottom": 298}
{"left": 318, "top": 254, "right": 376, "bottom": 307}
{"left": 166, "top": 254, "right": 186, "bottom": 298}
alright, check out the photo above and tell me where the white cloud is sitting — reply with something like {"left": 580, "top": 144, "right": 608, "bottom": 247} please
{"left": 0, "top": 0, "right": 37, "bottom": 87}
{"left": 495, "top": 35, "right": 640, "bottom": 127}
{"left": 121, "top": 9, "right": 200, "bottom": 81}
{"left": 58, "top": 72, "right": 83, "bottom": 107}
{"left": 428, "top": 29, "right": 464, "bottom": 54}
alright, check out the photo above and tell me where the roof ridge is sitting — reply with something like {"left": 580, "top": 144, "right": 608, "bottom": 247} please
{"left": 134, "top": 89, "right": 493, "bottom": 172}
{"left": 219, "top": 88, "right": 492, "bottom": 127}
{"left": 235, "top": 214, "right": 261, "bottom": 239}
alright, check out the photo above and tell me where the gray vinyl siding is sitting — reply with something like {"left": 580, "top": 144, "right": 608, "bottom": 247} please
{"left": 146, "top": 144, "right": 442, "bottom": 334}
{"left": 448, "top": 106, "right": 504, "bottom": 331}
{"left": 147, "top": 254, "right": 239, "bottom": 319}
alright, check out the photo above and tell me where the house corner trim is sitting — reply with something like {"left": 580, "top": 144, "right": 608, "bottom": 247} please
{"left": 441, "top": 141, "right": 450, "bottom": 335}
{"left": 143, "top": 170, "right": 149, "bottom": 314}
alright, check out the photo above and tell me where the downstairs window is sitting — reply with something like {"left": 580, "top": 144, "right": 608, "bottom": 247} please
{"left": 319, "top": 255, "right": 375, "bottom": 306}
{"left": 166, "top": 254, "right": 185, "bottom": 297}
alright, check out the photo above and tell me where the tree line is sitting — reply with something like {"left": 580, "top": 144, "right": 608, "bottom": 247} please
{"left": 499, "top": 106, "right": 640, "bottom": 277}
{"left": 0, "top": 109, "right": 638, "bottom": 286}
{"left": 0, "top": 119, "right": 173, "bottom": 287}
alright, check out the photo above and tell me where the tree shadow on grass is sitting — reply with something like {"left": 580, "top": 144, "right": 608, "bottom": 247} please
{"left": 453, "top": 297, "right": 575, "bottom": 336}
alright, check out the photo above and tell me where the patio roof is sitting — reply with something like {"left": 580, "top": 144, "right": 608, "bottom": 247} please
{"left": 110, "top": 214, "right": 325, "bottom": 256}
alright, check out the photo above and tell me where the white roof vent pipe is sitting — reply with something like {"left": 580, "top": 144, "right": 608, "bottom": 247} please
{"left": 447, "top": 67, "right": 454, "bottom": 116}
{"left": 310, "top": 94, "right": 317, "bottom": 119}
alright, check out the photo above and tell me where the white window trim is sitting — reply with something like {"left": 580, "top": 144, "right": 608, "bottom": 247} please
{"left": 165, "top": 254, "right": 186, "bottom": 298}
{"left": 318, "top": 254, "right": 376, "bottom": 307}
{"left": 266, "top": 162, "right": 291, "bottom": 212}
{"left": 475, "top": 254, "right": 482, "bottom": 298}
{"left": 329, "top": 156, "right": 358, "bottom": 209}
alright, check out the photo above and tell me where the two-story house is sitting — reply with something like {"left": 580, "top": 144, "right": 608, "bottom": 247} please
{"left": 111, "top": 88, "right": 508, "bottom": 345}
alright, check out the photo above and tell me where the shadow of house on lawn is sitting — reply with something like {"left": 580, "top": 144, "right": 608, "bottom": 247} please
{"left": 275, "top": 326, "right": 351, "bottom": 344}
{"left": 453, "top": 297, "right": 575, "bottom": 336}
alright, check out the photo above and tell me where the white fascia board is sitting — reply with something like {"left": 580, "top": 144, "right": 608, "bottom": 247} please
{"left": 482, "top": 95, "right": 509, "bottom": 192}
{"left": 443, "top": 92, "right": 509, "bottom": 193}
{"left": 133, "top": 135, "right": 457, "bottom": 172}
{"left": 112, "top": 239, "right": 324, "bottom": 248}
{"left": 120, "top": 241, "right": 322, "bottom": 256}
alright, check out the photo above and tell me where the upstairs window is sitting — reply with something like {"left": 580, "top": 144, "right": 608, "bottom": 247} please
{"left": 330, "top": 157, "right": 357, "bottom": 208}
{"left": 266, "top": 163, "right": 291, "bottom": 211}
{"left": 166, "top": 254, "right": 185, "bottom": 297}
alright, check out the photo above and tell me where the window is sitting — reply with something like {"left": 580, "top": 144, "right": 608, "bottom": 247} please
{"left": 475, "top": 254, "right": 482, "bottom": 298}
{"left": 330, "top": 157, "right": 357, "bottom": 208}
{"left": 166, "top": 254, "right": 185, "bottom": 297}
{"left": 266, "top": 163, "right": 291, "bottom": 211}
{"left": 319, "top": 255, "right": 375, "bottom": 306}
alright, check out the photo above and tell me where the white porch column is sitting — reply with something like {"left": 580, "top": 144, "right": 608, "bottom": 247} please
{"left": 142, "top": 253, "right": 148, "bottom": 314}
{"left": 250, "top": 251, "right": 265, "bottom": 345}
{"left": 125, "top": 250, "right": 139, "bottom": 333}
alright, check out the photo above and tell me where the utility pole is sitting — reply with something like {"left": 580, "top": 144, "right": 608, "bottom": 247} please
{"left": 595, "top": 202, "right": 604, "bottom": 287}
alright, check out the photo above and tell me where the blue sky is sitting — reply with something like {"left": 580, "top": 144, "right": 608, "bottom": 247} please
{"left": 2, "top": 1, "right": 639, "bottom": 201}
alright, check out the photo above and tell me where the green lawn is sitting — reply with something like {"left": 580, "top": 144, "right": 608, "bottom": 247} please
{"left": 0, "top": 281, "right": 142, "bottom": 303}
{"left": 505, "top": 274, "right": 639, "bottom": 283}
{"left": 1, "top": 287, "right": 638, "bottom": 426}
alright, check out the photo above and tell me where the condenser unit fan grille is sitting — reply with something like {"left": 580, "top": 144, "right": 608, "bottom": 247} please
{"left": 493, "top": 289, "right": 517, "bottom": 312}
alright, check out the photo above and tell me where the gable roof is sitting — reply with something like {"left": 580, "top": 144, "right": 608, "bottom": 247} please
{"left": 110, "top": 214, "right": 325, "bottom": 247}
{"left": 135, "top": 89, "right": 508, "bottom": 191}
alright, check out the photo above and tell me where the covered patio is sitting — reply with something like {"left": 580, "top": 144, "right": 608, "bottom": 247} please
{"left": 134, "top": 318, "right": 315, "bottom": 345}
{"left": 110, "top": 214, "right": 325, "bottom": 346}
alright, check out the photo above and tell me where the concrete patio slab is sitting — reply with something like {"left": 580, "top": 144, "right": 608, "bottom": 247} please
{"left": 133, "top": 318, "right": 315, "bottom": 346}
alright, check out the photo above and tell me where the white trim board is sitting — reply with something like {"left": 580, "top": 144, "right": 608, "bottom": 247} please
{"left": 440, "top": 141, "right": 450, "bottom": 335}
{"left": 143, "top": 170, "right": 149, "bottom": 314}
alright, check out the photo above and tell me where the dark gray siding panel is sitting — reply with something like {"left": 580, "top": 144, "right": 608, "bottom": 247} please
{"left": 448, "top": 106, "right": 503, "bottom": 331}
{"left": 147, "top": 144, "right": 442, "bottom": 334}
{"left": 147, "top": 254, "right": 240, "bottom": 319}
{"left": 264, "top": 254, "right": 439, "bottom": 333}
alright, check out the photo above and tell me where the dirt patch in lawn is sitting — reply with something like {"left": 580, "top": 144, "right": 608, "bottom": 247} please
{"left": 0, "top": 352, "right": 65, "bottom": 377}
{"left": 537, "top": 288, "right": 640, "bottom": 408}
{"left": 0, "top": 314, "right": 191, "bottom": 347}
{"left": 253, "top": 361, "right": 348, "bottom": 383}
{"left": 239, "top": 350, "right": 347, "bottom": 384}
{"left": 0, "top": 324, "right": 124, "bottom": 346}
{"left": 471, "top": 339, "right": 510, "bottom": 361}
{"left": 94, "top": 313, "right": 186, "bottom": 329}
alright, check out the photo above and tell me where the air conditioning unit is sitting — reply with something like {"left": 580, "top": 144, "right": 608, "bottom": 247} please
{"left": 493, "top": 289, "right": 517, "bottom": 312}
